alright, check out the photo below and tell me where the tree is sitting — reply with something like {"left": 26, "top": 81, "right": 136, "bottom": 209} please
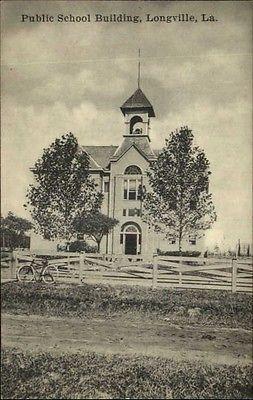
{"left": 26, "top": 133, "right": 103, "bottom": 242}
{"left": 73, "top": 212, "right": 118, "bottom": 252}
{"left": 142, "top": 126, "right": 216, "bottom": 253}
{"left": 1, "top": 212, "right": 32, "bottom": 249}
{"left": 237, "top": 239, "right": 241, "bottom": 257}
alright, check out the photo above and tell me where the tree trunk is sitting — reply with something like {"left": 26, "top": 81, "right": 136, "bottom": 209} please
{"left": 178, "top": 225, "right": 183, "bottom": 256}
{"left": 178, "top": 236, "right": 182, "bottom": 256}
{"left": 97, "top": 240, "right": 101, "bottom": 253}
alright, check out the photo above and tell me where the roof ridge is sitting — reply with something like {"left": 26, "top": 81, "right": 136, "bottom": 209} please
{"left": 82, "top": 145, "right": 118, "bottom": 148}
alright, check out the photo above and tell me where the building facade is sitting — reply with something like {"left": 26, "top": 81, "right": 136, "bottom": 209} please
{"left": 83, "top": 87, "right": 204, "bottom": 256}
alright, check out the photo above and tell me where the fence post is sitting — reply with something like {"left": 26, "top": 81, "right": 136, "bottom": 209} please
{"left": 178, "top": 256, "right": 183, "bottom": 286}
{"left": 232, "top": 258, "right": 237, "bottom": 293}
{"left": 67, "top": 254, "right": 71, "bottom": 278}
{"left": 12, "top": 251, "right": 18, "bottom": 280}
{"left": 79, "top": 253, "right": 84, "bottom": 284}
{"left": 152, "top": 253, "right": 158, "bottom": 289}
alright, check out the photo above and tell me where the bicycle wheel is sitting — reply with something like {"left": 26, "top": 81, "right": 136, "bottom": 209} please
{"left": 17, "top": 265, "right": 35, "bottom": 282}
{"left": 44, "top": 264, "right": 58, "bottom": 280}
{"left": 41, "top": 272, "right": 55, "bottom": 284}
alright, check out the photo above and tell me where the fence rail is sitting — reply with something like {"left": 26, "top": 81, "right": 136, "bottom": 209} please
{"left": 1, "top": 251, "right": 252, "bottom": 293}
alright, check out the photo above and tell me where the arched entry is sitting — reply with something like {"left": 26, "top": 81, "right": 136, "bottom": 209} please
{"left": 121, "top": 223, "right": 141, "bottom": 255}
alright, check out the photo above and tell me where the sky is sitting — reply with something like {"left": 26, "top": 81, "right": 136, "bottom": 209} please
{"left": 1, "top": 0, "right": 252, "bottom": 249}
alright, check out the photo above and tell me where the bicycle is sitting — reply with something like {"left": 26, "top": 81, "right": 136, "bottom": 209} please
{"left": 16, "top": 257, "right": 58, "bottom": 284}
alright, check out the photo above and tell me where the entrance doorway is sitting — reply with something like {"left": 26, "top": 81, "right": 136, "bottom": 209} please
{"left": 125, "top": 233, "right": 137, "bottom": 255}
{"left": 121, "top": 224, "right": 141, "bottom": 255}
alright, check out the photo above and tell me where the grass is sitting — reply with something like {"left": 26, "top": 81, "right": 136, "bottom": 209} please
{"left": 1, "top": 348, "right": 252, "bottom": 399}
{"left": 1, "top": 282, "right": 252, "bottom": 328}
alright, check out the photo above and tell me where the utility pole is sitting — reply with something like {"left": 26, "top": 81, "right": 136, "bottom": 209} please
{"left": 137, "top": 48, "right": 141, "bottom": 88}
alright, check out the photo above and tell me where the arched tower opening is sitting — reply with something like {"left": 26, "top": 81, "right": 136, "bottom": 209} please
{"left": 130, "top": 115, "right": 143, "bottom": 134}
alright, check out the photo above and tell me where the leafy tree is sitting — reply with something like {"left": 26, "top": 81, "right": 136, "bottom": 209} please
{"left": 73, "top": 212, "right": 118, "bottom": 252}
{"left": 1, "top": 212, "right": 32, "bottom": 249}
{"left": 26, "top": 133, "right": 102, "bottom": 242}
{"left": 142, "top": 126, "right": 216, "bottom": 253}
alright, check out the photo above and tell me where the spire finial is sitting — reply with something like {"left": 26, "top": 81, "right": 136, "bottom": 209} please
{"left": 138, "top": 48, "right": 141, "bottom": 88}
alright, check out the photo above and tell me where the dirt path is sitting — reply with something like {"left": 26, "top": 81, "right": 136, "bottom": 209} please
{"left": 2, "top": 313, "right": 252, "bottom": 366}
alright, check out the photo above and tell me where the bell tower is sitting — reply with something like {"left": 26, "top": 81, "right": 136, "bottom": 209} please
{"left": 120, "top": 50, "right": 155, "bottom": 141}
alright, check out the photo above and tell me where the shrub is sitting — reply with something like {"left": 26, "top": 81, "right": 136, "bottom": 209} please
{"left": 68, "top": 240, "right": 97, "bottom": 253}
{"left": 157, "top": 249, "right": 201, "bottom": 257}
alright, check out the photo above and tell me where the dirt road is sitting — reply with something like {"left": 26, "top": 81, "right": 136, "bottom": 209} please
{"left": 2, "top": 313, "right": 252, "bottom": 366}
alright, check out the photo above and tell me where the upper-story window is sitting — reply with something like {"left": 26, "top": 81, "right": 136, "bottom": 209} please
{"left": 124, "top": 165, "right": 143, "bottom": 200}
{"left": 124, "top": 179, "right": 142, "bottom": 200}
{"left": 124, "top": 165, "right": 142, "bottom": 175}
{"left": 103, "top": 181, "right": 109, "bottom": 193}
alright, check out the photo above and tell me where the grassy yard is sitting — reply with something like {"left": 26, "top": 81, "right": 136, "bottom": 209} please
{"left": 1, "top": 348, "right": 252, "bottom": 399}
{"left": 1, "top": 282, "right": 252, "bottom": 328}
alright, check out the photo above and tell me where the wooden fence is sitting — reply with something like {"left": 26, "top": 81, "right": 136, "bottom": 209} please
{"left": 1, "top": 251, "right": 252, "bottom": 293}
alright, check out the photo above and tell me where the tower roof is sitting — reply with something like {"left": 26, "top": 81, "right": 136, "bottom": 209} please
{"left": 120, "top": 88, "right": 155, "bottom": 117}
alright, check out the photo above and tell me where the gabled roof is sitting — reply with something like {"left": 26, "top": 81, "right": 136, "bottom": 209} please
{"left": 82, "top": 143, "right": 159, "bottom": 172}
{"left": 121, "top": 88, "right": 155, "bottom": 117}
{"left": 111, "top": 136, "right": 156, "bottom": 162}
{"left": 82, "top": 145, "right": 118, "bottom": 170}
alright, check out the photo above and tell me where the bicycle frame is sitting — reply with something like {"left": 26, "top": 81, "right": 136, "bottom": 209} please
{"left": 31, "top": 259, "right": 51, "bottom": 279}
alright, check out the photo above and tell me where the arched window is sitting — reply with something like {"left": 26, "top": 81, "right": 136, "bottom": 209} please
{"left": 125, "top": 225, "right": 138, "bottom": 233}
{"left": 130, "top": 115, "right": 143, "bottom": 134}
{"left": 124, "top": 165, "right": 142, "bottom": 175}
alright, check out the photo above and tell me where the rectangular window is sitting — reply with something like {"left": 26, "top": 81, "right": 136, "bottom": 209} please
{"left": 128, "top": 208, "right": 135, "bottom": 217}
{"left": 123, "top": 179, "right": 142, "bottom": 200}
{"left": 124, "top": 179, "right": 128, "bottom": 200}
{"left": 123, "top": 209, "right": 127, "bottom": 216}
{"left": 104, "top": 181, "right": 109, "bottom": 193}
{"left": 189, "top": 236, "right": 197, "bottom": 245}
{"left": 168, "top": 235, "right": 176, "bottom": 244}
{"left": 128, "top": 208, "right": 140, "bottom": 217}
{"left": 137, "top": 184, "right": 142, "bottom": 200}
{"left": 129, "top": 179, "right": 136, "bottom": 200}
